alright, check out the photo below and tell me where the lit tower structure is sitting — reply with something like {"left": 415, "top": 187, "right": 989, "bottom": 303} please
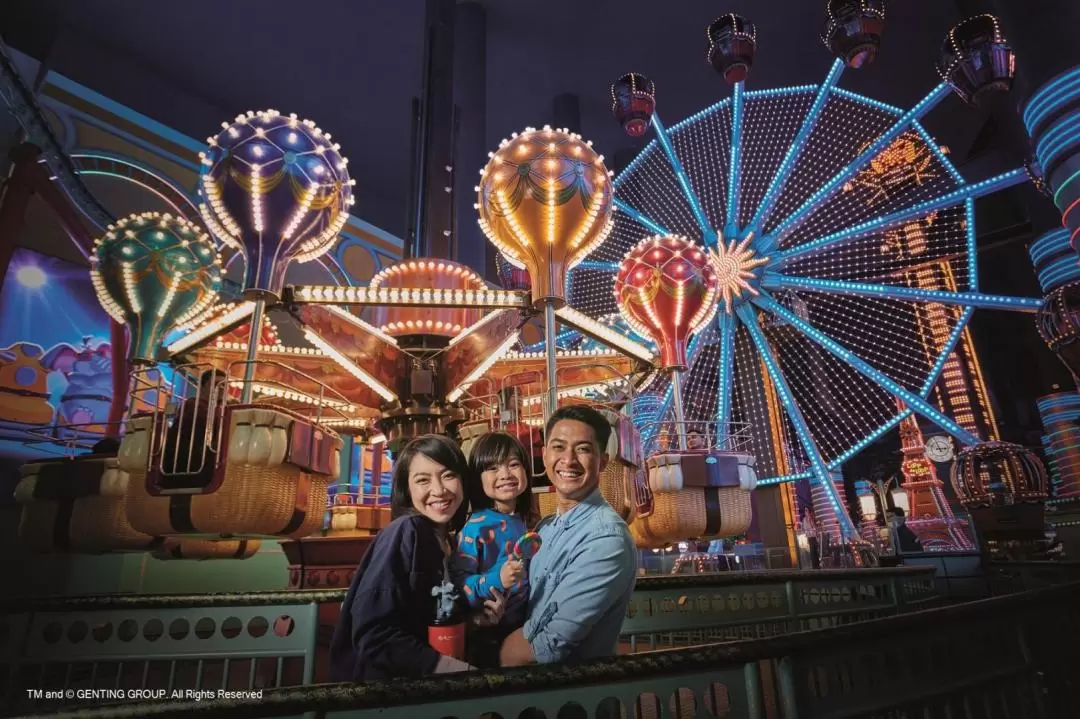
{"left": 1029, "top": 227, "right": 1080, "bottom": 550}
{"left": 895, "top": 399, "right": 974, "bottom": 550}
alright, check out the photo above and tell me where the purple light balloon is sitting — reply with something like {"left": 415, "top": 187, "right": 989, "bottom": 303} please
{"left": 198, "top": 110, "right": 355, "bottom": 299}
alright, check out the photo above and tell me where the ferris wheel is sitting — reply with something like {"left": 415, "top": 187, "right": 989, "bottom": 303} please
{"left": 561, "top": 10, "right": 1044, "bottom": 537}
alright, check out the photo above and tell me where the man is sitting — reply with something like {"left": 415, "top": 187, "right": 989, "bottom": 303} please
{"left": 499, "top": 405, "right": 637, "bottom": 666}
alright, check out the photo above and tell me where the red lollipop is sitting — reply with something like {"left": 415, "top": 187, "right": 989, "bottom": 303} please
{"left": 615, "top": 235, "right": 719, "bottom": 370}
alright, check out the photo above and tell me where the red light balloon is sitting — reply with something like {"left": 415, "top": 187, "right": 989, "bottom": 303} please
{"left": 615, "top": 235, "right": 718, "bottom": 370}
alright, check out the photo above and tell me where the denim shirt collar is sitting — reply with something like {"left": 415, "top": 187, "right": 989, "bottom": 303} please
{"left": 554, "top": 487, "right": 606, "bottom": 529}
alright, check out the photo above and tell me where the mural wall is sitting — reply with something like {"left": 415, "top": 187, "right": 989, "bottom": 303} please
{"left": 0, "top": 248, "right": 114, "bottom": 461}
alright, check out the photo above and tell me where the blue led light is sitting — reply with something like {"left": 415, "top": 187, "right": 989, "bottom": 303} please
{"left": 914, "top": 121, "right": 965, "bottom": 186}
{"left": 726, "top": 82, "right": 745, "bottom": 232}
{"left": 715, "top": 311, "right": 738, "bottom": 432}
{"left": 734, "top": 301, "right": 859, "bottom": 538}
{"left": 574, "top": 261, "right": 620, "bottom": 272}
{"left": 965, "top": 198, "right": 978, "bottom": 292}
{"left": 777, "top": 167, "right": 1027, "bottom": 264}
{"left": 754, "top": 293, "right": 981, "bottom": 446}
{"left": 613, "top": 138, "right": 659, "bottom": 189}
{"left": 743, "top": 85, "right": 818, "bottom": 100}
{"left": 668, "top": 97, "right": 733, "bottom": 134}
{"left": 752, "top": 60, "right": 845, "bottom": 252}
{"left": 769, "top": 82, "right": 952, "bottom": 243}
{"left": 761, "top": 273, "right": 1043, "bottom": 312}
{"left": 830, "top": 86, "right": 902, "bottom": 116}
{"left": 651, "top": 113, "right": 715, "bottom": 242}
{"left": 612, "top": 198, "right": 670, "bottom": 236}
{"left": 920, "top": 306, "right": 974, "bottom": 397}
{"left": 1034, "top": 112, "right": 1080, "bottom": 170}
{"left": 1024, "top": 67, "right": 1080, "bottom": 135}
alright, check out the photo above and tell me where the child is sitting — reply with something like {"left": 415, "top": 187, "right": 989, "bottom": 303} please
{"left": 455, "top": 431, "right": 536, "bottom": 667}
{"left": 329, "top": 434, "right": 503, "bottom": 681}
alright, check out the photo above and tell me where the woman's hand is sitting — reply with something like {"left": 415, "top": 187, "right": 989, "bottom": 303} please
{"left": 499, "top": 559, "right": 524, "bottom": 589}
{"left": 472, "top": 588, "right": 506, "bottom": 627}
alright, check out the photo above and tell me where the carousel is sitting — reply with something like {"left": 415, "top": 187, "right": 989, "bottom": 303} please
{"left": 13, "top": 108, "right": 759, "bottom": 568}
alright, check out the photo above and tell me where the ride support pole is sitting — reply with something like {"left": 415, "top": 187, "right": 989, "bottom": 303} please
{"left": 671, "top": 369, "right": 688, "bottom": 450}
{"left": 544, "top": 301, "right": 557, "bottom": 422}
{"left": 240, "top": 298, "right": 265, "bottom": 403}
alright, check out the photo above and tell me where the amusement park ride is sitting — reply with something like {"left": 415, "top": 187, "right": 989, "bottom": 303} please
{"left": 12, "top": 3, "right": 1069, "bottom": 574}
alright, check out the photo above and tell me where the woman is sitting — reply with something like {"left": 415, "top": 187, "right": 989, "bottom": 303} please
{"left": 328, "top": 434, "right": 505, "bottom": 681}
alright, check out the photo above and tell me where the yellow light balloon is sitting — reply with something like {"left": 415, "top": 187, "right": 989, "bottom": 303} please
{"left": 477, "top": 126, "right": 614, "bottom": 307}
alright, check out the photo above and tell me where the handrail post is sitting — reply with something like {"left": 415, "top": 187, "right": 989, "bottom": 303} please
{"left": 744, "top": 660, "right": 765, "bottom": 719}
{"left": 777, "top": 655, "right": 800, "bottom": 719}
{"left": 785, "top": 579, "right": 800, "bottom": 633}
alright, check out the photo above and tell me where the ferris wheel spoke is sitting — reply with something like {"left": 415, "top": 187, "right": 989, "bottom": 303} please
{"left": 725, "top": 82, "right": 745, "bottom": 235}
{"left": 761, "top": 273, "right": 1043, "bottom": 312}
{"left": 613, "top": 197, "right": 670, "bottom": 237}
{"left": 752, "top": 60, "right": 845, "bottom": 251}
{"left": 734, "top": 301, "right": 859, "bottom": 540}
{"left": 774, "top": 168, "right": 1028, "bottom": 264}
{"left": 651, "top": 113, "right": 715, "bottom": 243}
{"left": 752, "top": 293, "right": 980, "bottom": 446}
{"left": 714, "top": 311, "right": 738, "bottom": 438}
{"left": 763, "top": 82, "right": 952, "bottom": 246}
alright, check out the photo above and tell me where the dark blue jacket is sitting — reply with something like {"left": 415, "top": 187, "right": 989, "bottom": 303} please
{"left": 328, "top": 514, "right": 445, "bottom": 681}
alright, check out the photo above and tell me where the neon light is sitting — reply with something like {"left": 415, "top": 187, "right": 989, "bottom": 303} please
{"left": 777, "top": 168, "right": 1027, "bottom": 264}
{"left": 752, "top": 60, "right": 845, "bottom": 245}
{"left": 768, "top": 82, "right": 952, "bottom": 243}
{"left": 613, "top": 197, "right": 670, "bottom": 236}
{"left": 762, "top": 273, "right": 1042, "bottom": 312}
{"left": 735, "top": 301, "right": 858, "bottom": 538}
{"left": 651, "top": 113, "right": 714, "bottom": 242}
{"left": 755, "top": 292, "right": 980, "bottom": 445}
{"left": 726, "top": 81, "right": 745, "bottom": 233}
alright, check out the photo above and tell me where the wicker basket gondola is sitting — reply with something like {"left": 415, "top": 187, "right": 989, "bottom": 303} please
{"left": 15, "top": 455, "right": 161, "bottom": 553}
{"left": 152, "top": 537, "right": 261, "bottom": 560}
{"left": 626, "top": 450, "right": 757, "bottom": 548}
{"left": 122, "top": 405, "right": 341, "bottom": 539}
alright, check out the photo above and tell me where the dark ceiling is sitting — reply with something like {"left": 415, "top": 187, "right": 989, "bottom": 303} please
{"left": 3, "top": 0, "right": 997, "bottom": 240}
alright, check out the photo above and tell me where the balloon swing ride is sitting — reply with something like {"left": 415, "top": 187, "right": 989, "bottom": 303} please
{"left": 14, "top": 5, "right": 1052, "bottom": 560}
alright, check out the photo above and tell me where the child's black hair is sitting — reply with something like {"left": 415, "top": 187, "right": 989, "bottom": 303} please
{"left": 467, "top": 432, "right": 537, "bottom": 526}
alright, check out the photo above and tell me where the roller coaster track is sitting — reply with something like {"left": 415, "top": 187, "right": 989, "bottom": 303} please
{"left": 0, "top": 37, "right": 114, "bottom": 229}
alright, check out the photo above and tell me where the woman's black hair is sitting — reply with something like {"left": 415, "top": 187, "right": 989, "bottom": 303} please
{"left": 467, "top": 432, "right": 537, "bottom": 525}
{"left": 390, "top": 434, "right": 469, "bottom": 532}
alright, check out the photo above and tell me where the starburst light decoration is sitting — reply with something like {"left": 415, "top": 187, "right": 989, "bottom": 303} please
{"left": 707, "top": 234, "right": 770, "bottom": 313}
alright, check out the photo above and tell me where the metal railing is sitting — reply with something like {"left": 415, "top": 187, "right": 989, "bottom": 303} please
{"left": 0, "top": 567, "right": 935, "bottom": 715}
{"left": 16, "top": 578, "right": 1080, "bottom": 719}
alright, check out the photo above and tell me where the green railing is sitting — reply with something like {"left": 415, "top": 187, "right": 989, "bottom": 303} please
{"left": 0, "top": 567, "right": 935, "bottom": 715}
{"left": 20, "top": 579, "right": 1080, "bottom": 719}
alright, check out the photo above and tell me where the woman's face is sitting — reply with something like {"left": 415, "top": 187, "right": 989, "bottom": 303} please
{"left": 480, "top": 454, "right": 529, "bottom": 509}
{"left": 408, "top": 452, "right": 464, "bottom": 524}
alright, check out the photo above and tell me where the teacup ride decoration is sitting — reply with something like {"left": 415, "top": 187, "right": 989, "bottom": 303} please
{"left": 120, "top": 360, "right": 345, "bottom": 541}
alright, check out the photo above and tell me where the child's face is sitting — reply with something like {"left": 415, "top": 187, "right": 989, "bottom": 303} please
{"left": 408, "top": 453, "right": 464, "bottom": 524}
{"left": 480, "top": 454, "right": 529, "bottom": 508}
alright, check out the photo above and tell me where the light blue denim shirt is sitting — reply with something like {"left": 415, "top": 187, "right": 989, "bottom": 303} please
{"left": 523, "top": 488, "right": 637, "bottom": 664}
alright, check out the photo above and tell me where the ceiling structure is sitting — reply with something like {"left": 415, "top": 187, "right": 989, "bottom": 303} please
{"left": 3, "top": 0, "right": 1001, "bottom": 243}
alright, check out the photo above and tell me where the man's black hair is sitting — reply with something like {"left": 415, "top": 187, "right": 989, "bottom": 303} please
{"left": 544, "top": 404, "right": 611, "bottom": 452}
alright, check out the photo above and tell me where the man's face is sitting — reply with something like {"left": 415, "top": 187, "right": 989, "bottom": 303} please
{"left": 543, "top": 418, "right": 607, "bottom": 502}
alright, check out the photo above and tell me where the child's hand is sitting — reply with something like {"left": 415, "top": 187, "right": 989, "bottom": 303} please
{"left": 499, "top": 559, "right": 524, "bottom": 589}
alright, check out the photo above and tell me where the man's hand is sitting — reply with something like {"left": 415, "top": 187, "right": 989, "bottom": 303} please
{"left": 472, "top": 589, "right": 506, "bottom": 627}
{"left": 499, "top": 559, "right": 524, "bottom": 589}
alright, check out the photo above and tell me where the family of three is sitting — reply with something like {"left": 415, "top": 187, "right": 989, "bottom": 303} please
{"left": 328, "top": 405, "right": 638, "bottom": 680}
